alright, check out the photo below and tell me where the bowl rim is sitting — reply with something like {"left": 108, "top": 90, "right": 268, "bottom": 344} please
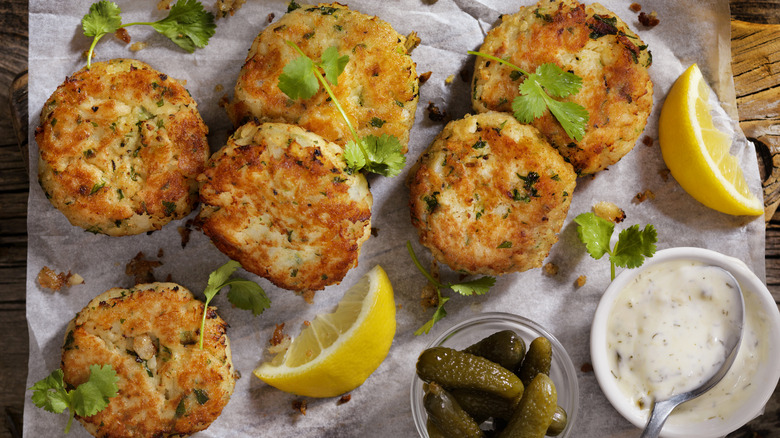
{"left": 410, "top": 311, "right": 580, "bottom": 437}
{"left": 590, "top": 246, "right": 780, "bottom": 437}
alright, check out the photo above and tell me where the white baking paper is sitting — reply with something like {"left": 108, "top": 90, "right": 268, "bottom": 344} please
{"left": 25, "top": 1, "right": 766, "bottom": 437}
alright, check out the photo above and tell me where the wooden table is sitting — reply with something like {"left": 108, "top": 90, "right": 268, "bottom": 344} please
{"left": 2, "top": 2, "right": 779, "bottom": 437}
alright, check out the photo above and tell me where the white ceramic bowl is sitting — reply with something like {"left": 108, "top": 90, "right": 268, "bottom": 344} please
{"left": 591, "top": 247, "right": 780, "bottom": 437}
{"left": 411, "top": 312, "right": 579, "bottom": 437}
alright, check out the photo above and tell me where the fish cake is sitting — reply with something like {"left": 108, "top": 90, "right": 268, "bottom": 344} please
{"left": 227, "top": 2, "right": 419, "bottom": 153}
{"left": 61, "top": 282, "right": 236, "bottom": 437}
{"left": 409, "top": 112, "right": 576, "bottom": 276}
{"left": 197, "top": 122, "right": 372, "bottom": 292}
{"left": 36, "top": 58, "right": 209, "bottom": 236}
{"left": 472, "top": 0, "right": 653, "bottom": 175}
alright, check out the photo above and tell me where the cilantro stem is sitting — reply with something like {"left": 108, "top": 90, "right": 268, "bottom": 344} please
{"left": 66, "top": 411, "right": 74, "bottom": 434}
{"left": 285, "top": 40, "right": 370, "bottom": 161}
{"left": 86, "top": 35, "right": 107, "bottom": 69}
{"left": 406, "top": 241, "right": 445, "bottom": 288}
{"left": 467, "top": 50, "right": 530, "bottom": 77}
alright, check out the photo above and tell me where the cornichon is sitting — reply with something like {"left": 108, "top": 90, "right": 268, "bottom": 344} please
{"left": 517, "top": 336, "right": 552, "bottom": 387}
{"left": 424, "top": 382, "right": 485, "bottom": 438}
{"left": 463, "top": 329, "right": 526, "bottom": 372}
{"left": 450, "top": 388, "right": 517, "bottom": 423}
{"left": 425, "top": 419, "right": 448, "bottom": 438}
{"left": 417, "top": 347, "right": 524, "bottom": 401}
{"left": 498, "top": 373, "right": 558, "bottom": 438}
{"left": 546, "top": 405, "right": 568, "bottom": 436}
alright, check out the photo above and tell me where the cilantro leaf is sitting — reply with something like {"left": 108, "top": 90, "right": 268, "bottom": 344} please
{"left": 407, "top": 241, "right": 495, "bottom": 334}
{"left": 611, "top": 224, "right": 657, "bottom": 269}
{"left": 545, "top": 98, "right": 590, "bottom": 142}
{"left": 360, "top": 134, "right": 406, "bottom": 177}
{"left": 344, "top": 140, "right": 367, "bottom": 171}
{"left": 468, "top": 51, "right": 590, "bottom": 142}
{"left": 30, "top": 369, "right": 70, "bottom": 414}
{"left": 574, "top": 212, "right": 613, "bottom": 260}
{"left": 80, "top": 0, "right": 215, "bottom": 68}
{"left": 203, "top": 260, "right": 241, "bottom": 300}
{"left": 575, "top": 212, "right": 657, "bottom": 280}
{"left": 278, "top": 55, "right": 319, "bottom": 100}
{"left": 30, "top": 365, "right": 119, "bottom": 433}
{"left": 227, "top": 279, "right": 271, "bottom": 316}
{"left": 319, "top": 46, "right": 349, "bottom": 86}
{"left": 199, "top": 260, "right": 269, "bottom": 349}
{"left": 414, "top": 295, "right": 448, "bottom": 336}
{"left": 535, "top": 63, "right": 583, "bottom": 98}
{"left": 81, "top": 1, "right": 122, "bottom": 37}
{"left": 278, "top": 41, "right": 406, "bottom": 178}
{"left": 450, "top": 276, "right": 496, "bottom": 296}
{"left": 513, "top": 83, "right": 547, "bottom": 123}
{"left": 150, "top": 0, "right": 216, "bottom": 53}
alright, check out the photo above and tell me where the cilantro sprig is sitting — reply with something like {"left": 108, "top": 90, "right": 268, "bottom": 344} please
{"left": 278, "top": 41, "right": 406, "bottom": 177}
{"left": 468, "top": 51, "right": 590, "bottom": 141}
{"left": 574, "top": 212, "right": 657, "bottom": 280}
{"left": 199, "top": 260, "right": 270, "bottom": 349}
{"left": 30, "top": 365, "right": 119, "bottom": 433}
{"left": 407, "top": 241, "right": 496, "bottom": 335}
{"left": 81, "top": 0, "right": 216, "bottom": 67}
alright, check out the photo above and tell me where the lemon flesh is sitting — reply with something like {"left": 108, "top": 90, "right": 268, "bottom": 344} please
{"left": 658, "top": 63, "right": 763, "bottom": 216}
{"left": 253, "top": 265, "right": 396, "bottom": 397}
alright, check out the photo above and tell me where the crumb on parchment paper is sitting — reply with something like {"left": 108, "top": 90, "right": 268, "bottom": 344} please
{"left": 337, "top": 394, "right": 351, "bottom": 405}
{"left": 268, "top": 323, "right": 291, "bottom": 355}
{"left": 214, "top": 0, "right": 246, "bottom": 19}
{"left": 125, "top": 251, "right": 163, "bottom": 285}
{"left": 543, "top": 262, "right": 559, "bottom": 276}
{"left": 593, "top": 201, "right": 625, "bottom": 223}
{"left": 292, "top": 399, "right": 307, "bottom": 415}
{"left": 634, "top": 190, "right": 655, "bottom": 203}
{"left": 37, "top": 267, "right": 84, "bottom": 291}
{"left": 575, "top": 275, "right": 587, "bottom": 288}
{"left": 639, "top": 11, "right": 660, "bottom": 27}
{"left": 426, "top": 101, "right": 448, "bottom": 122}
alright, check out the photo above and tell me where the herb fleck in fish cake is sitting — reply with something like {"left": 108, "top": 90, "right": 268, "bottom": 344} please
{"left": 228, "top": 2, "right": 419, "bottom": 153}
{"left": 36, "top": 58, "right": 209, "bottom": 236}
{"left": 409, "top": 112, "right": 576, "bottom": 276}
{"left": 61, "top": 282, "right": 236, "bottom": 437}
{"left": 197, "top": 122, "right": 372, "bottom": 293}
{"left": 472, "top": 0, "right": 653, "bottom": 175}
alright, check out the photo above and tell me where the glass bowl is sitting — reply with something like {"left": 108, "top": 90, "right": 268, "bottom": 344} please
{"left": 591, "top": 247, "right": 780, "bottom": 437}
{"left": 410, "top": 312, "right": 579, "bottom": 437}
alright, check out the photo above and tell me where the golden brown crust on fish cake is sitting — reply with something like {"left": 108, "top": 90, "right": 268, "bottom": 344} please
{"left": 409, "top": 112, "right": 576, "bottom": 275}
{"left": 36, "top": 58, "right": 209, "bottom": 236}
{"left": 227, "top": 2, "right": 418, "bottom": 153}
{"left": 472, "top": 0, "right": 653, "bottom": 175}
{"left": 197, "top": 122, "right": 372, "bottom": 292}
{"left": 61, "top": 282, "right": 235, "bottom": 438}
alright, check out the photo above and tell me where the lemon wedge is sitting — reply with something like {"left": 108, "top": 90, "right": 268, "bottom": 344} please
{"left": 253, "top": 265, "right": 396, "bottom": 397}
{"left": 658, "top": 63, "right": 763, "bottom": 216}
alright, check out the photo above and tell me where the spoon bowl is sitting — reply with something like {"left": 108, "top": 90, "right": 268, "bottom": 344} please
{"left": 639, "top": 267, "right": 745, "bottom": 438}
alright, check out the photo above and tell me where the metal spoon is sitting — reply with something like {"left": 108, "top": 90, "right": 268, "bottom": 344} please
{"left": 639, "top": 266, "right": 745, "bottom": 438}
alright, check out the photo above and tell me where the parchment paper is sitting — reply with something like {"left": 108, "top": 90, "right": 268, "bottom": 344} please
{"left": 24, "top": 1, "right": 766, "bottom": 437}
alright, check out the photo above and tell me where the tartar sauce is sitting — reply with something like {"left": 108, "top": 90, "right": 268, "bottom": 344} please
{"left": 606, "top": 260, "right": 769, "bottom": 423}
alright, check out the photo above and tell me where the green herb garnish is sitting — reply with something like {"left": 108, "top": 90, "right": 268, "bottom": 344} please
{"left": 30, "top": 365, "right": 119, "bottom": 433}
{"left": 574, "top": 212, "right": 657, "bottom": 280}
{"left": 407, "top": 241, "right": 496, "bottom": 335}
{"left": 81, "top": 0, "right": 216, "bottom": 68}
{"left": 278, "top": 41, "right": 406, "bottom": 177}
{"left": 198, "top": 260, "right": 270, "bottom": 349}
{"left": 469, "top": 51, "right": 589, "bottom": 141}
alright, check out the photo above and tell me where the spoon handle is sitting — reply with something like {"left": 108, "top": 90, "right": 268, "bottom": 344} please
{"left": 639, "top": 399, "right": 679, "bottom": 438}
